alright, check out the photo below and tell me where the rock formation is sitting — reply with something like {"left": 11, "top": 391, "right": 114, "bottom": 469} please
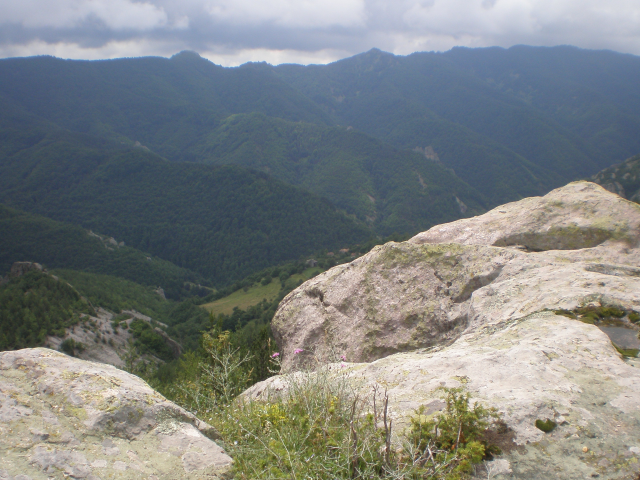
{"left": 0, "top": 348, "right": 232, "bottom": 479}
{"left": 256, "top": 182, "right": 640, "bottom": 479}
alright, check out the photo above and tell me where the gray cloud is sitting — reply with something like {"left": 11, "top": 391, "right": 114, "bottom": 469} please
{"left": 1, "top": 0, "right": 639, "bottom": 65}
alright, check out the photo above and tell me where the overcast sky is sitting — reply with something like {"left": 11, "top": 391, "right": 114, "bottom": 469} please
{"left": 1, "top": 0, "right": 639, "bottom": 66}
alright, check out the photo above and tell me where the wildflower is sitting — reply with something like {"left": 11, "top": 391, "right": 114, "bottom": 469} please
{"left": 271, "top": 352, "right": 280, "bottom": 358}
{"left": 294, "top": 348, "right": 304, "bottom": 354}
{"left": 340, "top": 354, "right": 347, "bottom": 361}
{"left": 340, "top": 362, "right": 346, "bottom": 368}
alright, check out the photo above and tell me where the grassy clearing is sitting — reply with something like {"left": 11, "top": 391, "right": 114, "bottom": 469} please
{"left": 203, "top": 280, "right": 282, "bottom": 315}
{"left": 289, "top": 266, "right": 323, "bottom": 284}
{"left": 203, "top": 267, "right": 324, "bottom": 316}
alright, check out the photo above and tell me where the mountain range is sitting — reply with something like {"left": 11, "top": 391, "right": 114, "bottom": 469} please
{"left": 1, "top": 44, "right": 639, "bottom": 295}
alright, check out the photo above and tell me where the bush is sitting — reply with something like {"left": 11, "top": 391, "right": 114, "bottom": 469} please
{"left": 218, "top": 364, "right": 391, "bottom": 479}
{"left": 196, "top": 361, "right": 499, "bottom": 479}
{"left": 406, "top": 387, "right": 500, "bottom": 479}
{"left": 60, "top": 338, "right": 85, "bottom": 357}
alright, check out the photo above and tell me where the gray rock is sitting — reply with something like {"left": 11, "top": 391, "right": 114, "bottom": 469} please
{"left": 0, "top": 348, "right": 232, "bottom": 479}
{"left": 273, "top": 181, "right": 640, "bottom": 370}
{"left": 9, "top": 262, "right": 44, "bottom": 278}
{"left": 262, "top": 181, "right": 640, "bottom": 479}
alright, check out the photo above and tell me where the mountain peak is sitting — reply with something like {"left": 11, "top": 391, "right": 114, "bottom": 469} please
{"left": 170, "top": 50, "right": 204, "bottom": 61}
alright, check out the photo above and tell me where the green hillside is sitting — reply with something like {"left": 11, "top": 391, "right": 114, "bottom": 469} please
{"left": 442, "top": 45, "right": 640, "bottom": 163}
{"left": 0, "top": 270, "right": 94, "bottom": 350}
{"left": 194, "top": 112, "right": 486, "bottom": 234}
{"left": 0, "top": 126, "right": 372, "bottom": 286}
{"left": 2, "top": 46, "right": 640, "bottom": 298}
{"left": 0, "top": 204, "right": 209, "bottom": 300}
{"left": 591, "top": 153, "right": 640, "bottom": 203}
{"left": 51, "top": 269, "right": 210, "bottom": 351}
{"left": 0, "top": 52, "right": 332, "bottom": 161}
{"left": 4, "top": 47, "right": 640, "bottom": 216}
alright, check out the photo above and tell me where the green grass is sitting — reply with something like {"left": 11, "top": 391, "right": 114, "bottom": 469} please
{"left": 290, "top": 266, "right": 323, "bottom": 283}
{"left": 204, "top": 267, "right": 324, "bottom": 316}
{"left": 204, "top": 280, "right": 282, "bottom": 315}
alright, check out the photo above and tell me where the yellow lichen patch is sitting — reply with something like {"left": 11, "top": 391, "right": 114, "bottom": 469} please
{"left": 64, "top": 405, "right": 88, "bottom": 420}
{"left": 60, "top": 370, "right": 84, "bottom": 381}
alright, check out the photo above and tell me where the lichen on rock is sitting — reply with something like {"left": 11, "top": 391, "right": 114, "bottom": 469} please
{"left": 0, "top": 348, "right": 232, "bottom": 479}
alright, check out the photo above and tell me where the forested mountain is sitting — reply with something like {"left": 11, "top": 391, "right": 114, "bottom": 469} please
{"left": 0, "top": 51, "right": 332, "bottom": 160}
{"left": 0, "top": 123, "right": 371, "bottom": 286}
{"left": 0, "top": 204, "right": 209, "bottom": 299}
{"left": 273, "top": 46, "right": 640, "bottom": 202}
{"left": 193, "top": 112, "right": 485, "bottom": 233}
{"left": 0, "top": 53, "right": 485, "bottom": 235}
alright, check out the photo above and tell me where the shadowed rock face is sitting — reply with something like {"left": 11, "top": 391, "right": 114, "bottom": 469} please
{"left": 0, "top": 348, "right": 232, "bottom": 480}
{"left": 263, "top": 181, "right": 640, "bottom": 479}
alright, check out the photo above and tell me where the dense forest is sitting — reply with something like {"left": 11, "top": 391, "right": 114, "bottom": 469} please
{"left": 274, "top": 46, "right": 640, "bottom": 198}
{"left": 0, "top": 270, "right": 93, "bottom": 350}
{"left": 0, "top": 126, "right": 372, "bottom": 286}
{"left": 0, "top": 204, "right": 209, "bottom": 299}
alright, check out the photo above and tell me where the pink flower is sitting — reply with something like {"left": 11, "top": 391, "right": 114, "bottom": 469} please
{"left": 294, "top": 349, "right": 304, "bottom": 355}
{"left": 340, "top": 354, "right": 347, "bottom": 361}
{"left": 271, "top": 352, "right": 280, "bottom": 358}
{"left": 340, "top": 362, "right": 346, "bottom": 368}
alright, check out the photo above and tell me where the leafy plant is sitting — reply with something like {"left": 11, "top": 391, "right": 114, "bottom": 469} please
{"left": 406, "top": 387, "right": 500, "bottom": 479}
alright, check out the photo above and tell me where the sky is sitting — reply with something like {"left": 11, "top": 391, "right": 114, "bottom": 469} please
{"left": 1, "top": 0, "right": 639, "bottom": 66}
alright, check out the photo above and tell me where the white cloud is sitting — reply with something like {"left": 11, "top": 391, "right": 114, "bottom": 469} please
{"left": 1, "top": 0, "right": 169, "bottom": 30}
{"left": 0, "top": 39, "right": 180, "bottom": 60}
{"left": 205, "top": 0, "right": 366, "bottom": 28}
{"left": 1, "top": 0, "right": 640, "bottom": 63}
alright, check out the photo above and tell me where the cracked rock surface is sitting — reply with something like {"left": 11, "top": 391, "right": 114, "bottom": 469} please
{"left": 0, "top": 348, "right": 232, "bottom": 480}
{"left": 262, "top": 181, "right": 640, "bottom": 479}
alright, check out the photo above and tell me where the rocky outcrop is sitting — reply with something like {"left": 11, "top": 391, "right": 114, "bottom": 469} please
{"left": 272, "top": 182, "right": 640, "bottom": 371}
{"left": 9, "top": 261, "right": 44, "bottom": 278}
{"left": 0, "top": 348, "right": 232, "bottom": 479}
{"left": 47, "top": 309, "right": 181, "bottom": 368}
{"left": 263, "top": 181, "right": 640, "bottom": 479}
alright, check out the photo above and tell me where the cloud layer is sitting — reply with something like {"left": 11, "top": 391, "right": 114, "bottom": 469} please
{"left": 1, "top": 0, "right": 639, "bottom": 65}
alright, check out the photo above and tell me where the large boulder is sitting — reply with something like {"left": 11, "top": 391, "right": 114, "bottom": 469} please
{"left": 0, "top": 348, "right": 232, "bottom": 479}
{"left": 272, "top": 182, "right": 640, "bottom": 371}
{"left": 262, "top": 181, "right": 640, "bottom": 479}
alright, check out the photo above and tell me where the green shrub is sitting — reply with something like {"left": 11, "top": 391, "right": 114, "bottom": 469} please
{"left": 535, "top": 419, "right": 557, "bottom": 433}
{"left": 129, "top": 319, "right": 175, "bottom": 361}
{"left": 218, "top": 365, "right": 390, "bottom": 480}
{"left": 60, "top": 338, "right": 85, "bottom": 356}
{"left": 185, "top": 360, "right": 500, "bottom": 479}
{"left": 407, "top": 387, "right": 500, "bottom": 478}
{"left": 629, "top": 312, "right": 640, "bottom": 323}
